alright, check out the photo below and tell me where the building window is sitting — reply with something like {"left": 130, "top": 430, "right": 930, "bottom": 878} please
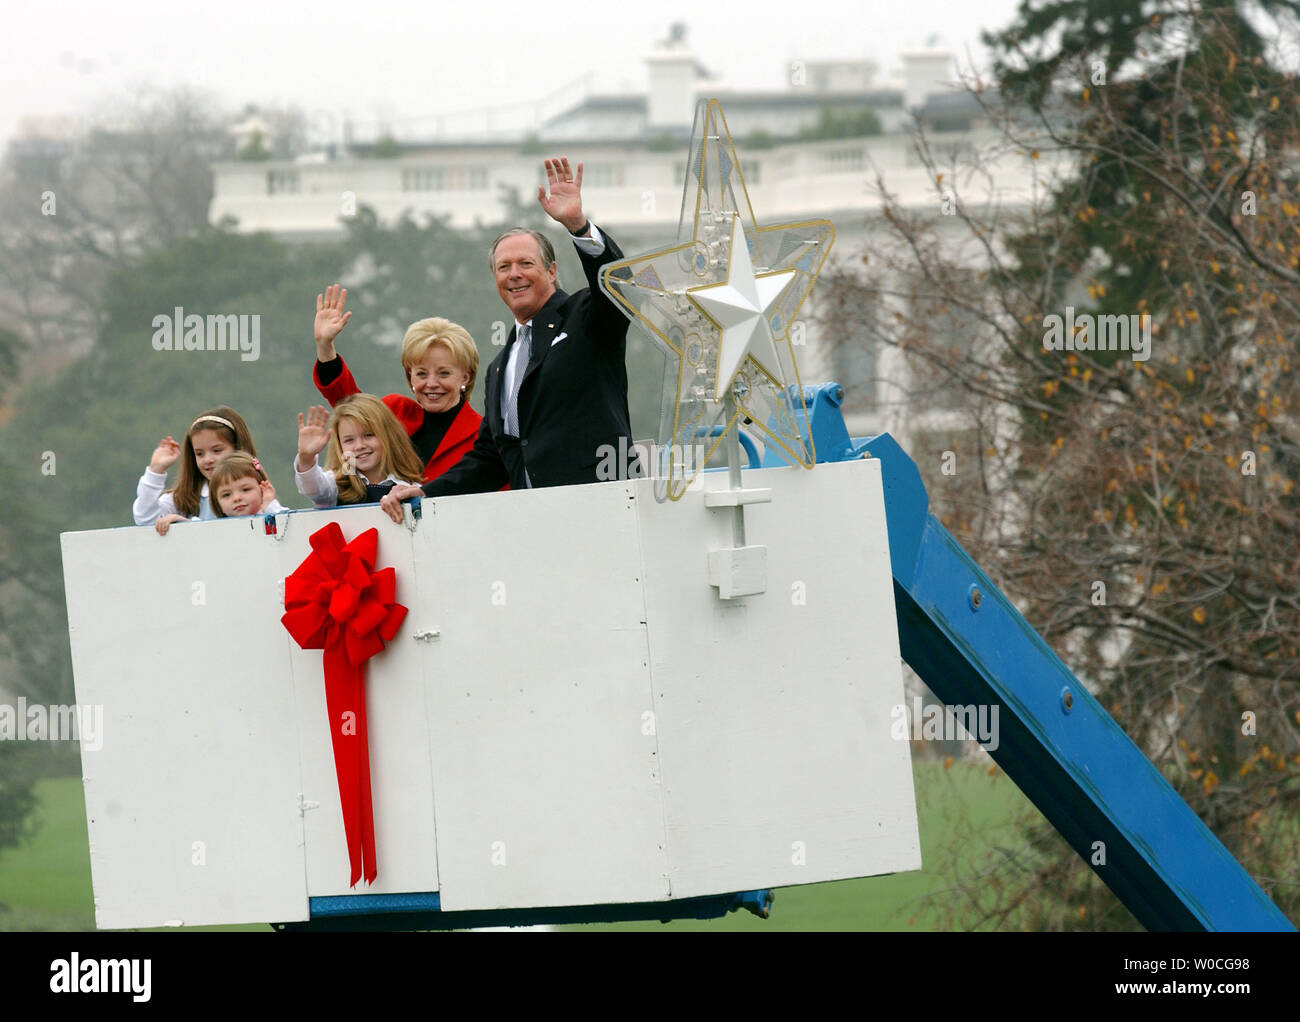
{"left": 267, "top": 170, "right": 300, "bottom": 195}
{"left": 401, "top": 166, "right": 488, "bottom": 191}
{"left": 908, "top": 140, "right": 972, "bottom": 167}
{"left": 929, "top": 115, "right": 972, "bottom": 133}
{"left": 671, "top": 159, "right": 754, "bottom": 186}
{"left": 577, "top": 163, "right": 625, "bottom": 188}
{"left": 905, "top": 272, "right": 983, "bottom": 407}
{"left": 827, "top": 299, "right": 882, "bottom": 415}
{"left": 824, "top": 148, "right": 864, "bottom": 173}
{"left": 833, "top": 334, "right": 878, "bottom": 414}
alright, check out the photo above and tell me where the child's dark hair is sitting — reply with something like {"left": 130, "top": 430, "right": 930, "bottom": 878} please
{"left": 209, "top": 453, "right": 269, "bottom": 518}
{"left": 170, "top": 406, "right": 257, "bottom": 518}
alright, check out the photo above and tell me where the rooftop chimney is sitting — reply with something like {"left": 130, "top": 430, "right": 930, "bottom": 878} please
{"left": 646, "top": 23, "right": 707, "bottom": 131}
{"left": 901, "top": 49, "right": 953, "bottom": 111}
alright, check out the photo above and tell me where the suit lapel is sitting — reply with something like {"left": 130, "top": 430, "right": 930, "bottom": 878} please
{"left": 523, "top": 291, "right": 568, "bottom": 378}
{"left": 517, "top": 292, "right": 569, "bottom": 433}
{"left": 485, "top": 328, "right": 514, "bottom": 431}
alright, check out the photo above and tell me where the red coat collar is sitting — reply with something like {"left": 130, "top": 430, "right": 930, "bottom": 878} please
{"left": 435, "top": 399, "right": 481, "bottom": 460}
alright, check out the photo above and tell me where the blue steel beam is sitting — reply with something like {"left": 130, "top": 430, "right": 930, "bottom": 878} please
{"left": 275, "top": 890, "right": 773, "bottom": 931}
{"left": 794, "top": 382, "right": 1290, "bottom": 930}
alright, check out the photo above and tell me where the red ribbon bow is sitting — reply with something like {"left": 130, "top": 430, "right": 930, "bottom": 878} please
{"left": 281, "top": 523, "right": 407, "bottom": 886}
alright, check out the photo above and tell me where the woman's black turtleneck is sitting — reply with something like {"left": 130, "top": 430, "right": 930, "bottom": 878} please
{"left": 409, "top": 396, "right": 464, "bottom": 464}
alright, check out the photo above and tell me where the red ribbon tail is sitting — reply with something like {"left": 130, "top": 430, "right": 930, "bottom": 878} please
{"left": 323, "top": 637, "right": 368, "bottom": 888}
{"left": 357, "top": 682, "right": 378, "bottom": 885}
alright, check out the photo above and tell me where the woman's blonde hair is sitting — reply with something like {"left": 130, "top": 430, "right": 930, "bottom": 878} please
{"left": 209, "top": 453, "right": 269, "bottom": 518}
{"left": 400, "top": 318, "right": 479, "bottom": 397}
{"left": 325, "top": 394, "right": 425, "bottom": 504}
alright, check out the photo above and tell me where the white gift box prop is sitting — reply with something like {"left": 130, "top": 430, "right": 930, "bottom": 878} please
{"left": 62, "top": 458, "right": 919, "bottom": 929}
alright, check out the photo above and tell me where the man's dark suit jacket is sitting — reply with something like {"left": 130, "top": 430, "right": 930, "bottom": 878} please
{"left": 422, "top": 227, "right": 634, "bottom": 495}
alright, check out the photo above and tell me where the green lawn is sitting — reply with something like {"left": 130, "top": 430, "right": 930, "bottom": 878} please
{"left": 0, "top": 756, "right": 1032, "bottom": 931}
{"left": 0, "top": 775, "right": 97, "bottom": 931}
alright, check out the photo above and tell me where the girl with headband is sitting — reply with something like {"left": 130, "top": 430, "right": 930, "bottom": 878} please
{"left": 132, "top": 406, "right": 259, "bottom": 525}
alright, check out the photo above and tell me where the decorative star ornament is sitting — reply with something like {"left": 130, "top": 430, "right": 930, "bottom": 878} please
{"left": 688, "top": 216, "right": 796, "bottom": 402}
{"left": 601, "top": 99, "right": 835, "bottom": 500}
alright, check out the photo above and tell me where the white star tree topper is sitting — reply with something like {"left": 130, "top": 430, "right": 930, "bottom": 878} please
{"left": 687, "top": 217, "right": 797, "bottom": 402}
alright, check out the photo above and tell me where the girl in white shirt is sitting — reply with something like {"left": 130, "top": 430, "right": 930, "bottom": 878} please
{"left": 155, "top": 452, "right": 287, "bottom": 534}
{"left": 295, "top": 393, "right": 425, "bottom": 507}
{"left": 133, "top": 406, "right": 259, "bottom": 525}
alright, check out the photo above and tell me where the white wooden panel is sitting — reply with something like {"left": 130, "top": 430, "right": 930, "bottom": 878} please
{"left": 62, "top": 520, "right": 308, "bottom": 929}
{"left": 271, "top": 507, "right": 441, "bottom": 899}
{"left": 412, "top": 484, "right": 669, "bottom": 910}
{"left": 62, "top": 457, "right": 918, "bottom": 928}
{"left": 634, "top": 458, "right": 922, "bottom": 898}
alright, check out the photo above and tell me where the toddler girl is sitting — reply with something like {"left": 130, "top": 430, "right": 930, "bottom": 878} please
{"left": 155, "top": 453, "right": 287, "bottom": 534}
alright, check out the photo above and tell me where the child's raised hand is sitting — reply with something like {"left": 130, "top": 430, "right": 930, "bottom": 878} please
{"left": 148, "top": 436, "right": 181, "bottom": 474}
{"left": 297, "top": 406, "right": 331, "bottom": 467}
{"left": 260, "top": 480, "right": 277, "bottom": 509}
{"left": 314, "top": 284, "right": 351, "bottom": 351}
{"left": 155, "top": 513, "right": 186, "bottom": 536}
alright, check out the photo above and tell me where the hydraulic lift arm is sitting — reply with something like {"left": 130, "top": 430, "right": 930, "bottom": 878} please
{"left": 795, "top": 383, "right": 1293, "bottom": 931}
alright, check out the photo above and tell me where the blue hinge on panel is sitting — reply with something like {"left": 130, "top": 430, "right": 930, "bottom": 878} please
{"left": 762, "top": 383, "right": 870, "bottom": 468}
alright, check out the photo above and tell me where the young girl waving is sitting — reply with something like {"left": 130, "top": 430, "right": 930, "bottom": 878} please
{"left": 155, "top": 453, "right": 287, "bottom": 534}
{"left": 295, "top": 394, "right": 425, "bottom": 507}
{"left": 133, "top": 407, "right": 259, "bottom": 525}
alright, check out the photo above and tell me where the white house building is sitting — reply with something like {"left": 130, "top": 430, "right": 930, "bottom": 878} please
{"left": 208, "top": 27, "right": 1047, "bottom": 449}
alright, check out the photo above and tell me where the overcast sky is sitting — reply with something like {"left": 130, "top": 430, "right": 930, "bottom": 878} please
{"left": 2, "top": 0, "right": 1027, "bottom": 144}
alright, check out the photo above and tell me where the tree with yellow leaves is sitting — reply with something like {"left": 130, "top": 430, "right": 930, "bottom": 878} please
{"left": 823, "top": 0, "right": 1300, "bottom": 928}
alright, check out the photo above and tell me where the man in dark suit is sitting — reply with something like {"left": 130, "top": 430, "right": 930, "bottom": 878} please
{"left": 381, "top": 156, "right": 637, "bottom": 523}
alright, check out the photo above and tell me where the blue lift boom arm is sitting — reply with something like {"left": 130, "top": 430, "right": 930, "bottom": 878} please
{"left": 791, "top": 382, "right": 1293, "bottom": 931}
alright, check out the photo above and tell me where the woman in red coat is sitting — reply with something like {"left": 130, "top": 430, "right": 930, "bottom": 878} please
{"left": 311, "top": 285, "right": 484, "bottom": 484}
